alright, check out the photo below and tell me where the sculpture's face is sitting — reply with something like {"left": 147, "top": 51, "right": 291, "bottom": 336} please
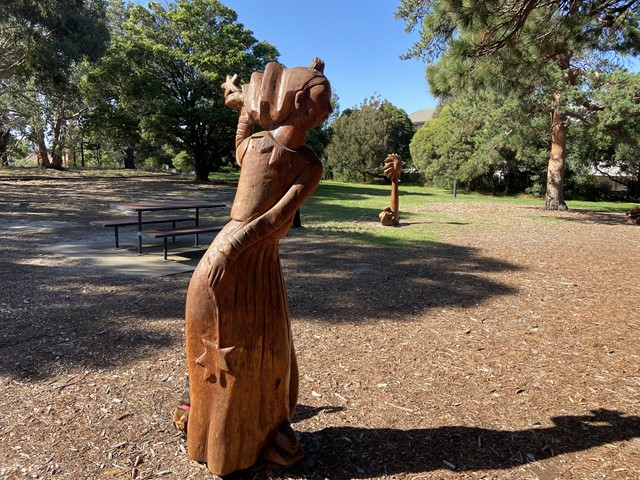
{"left": 303, "top": 84, "right": 333, "bottom": 129}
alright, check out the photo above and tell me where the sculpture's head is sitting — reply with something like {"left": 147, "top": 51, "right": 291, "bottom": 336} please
{"left": 242, "top": 58, "right": 332, "bottom": 130}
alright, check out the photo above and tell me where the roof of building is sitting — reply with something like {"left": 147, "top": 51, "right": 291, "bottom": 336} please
{"left": 409, "top": 108, "right": 436, "bottom": 126}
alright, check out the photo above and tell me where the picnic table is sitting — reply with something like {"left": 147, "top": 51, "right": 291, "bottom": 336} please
{"left": 108, "top": 200, "right": 226, "bottom": 255}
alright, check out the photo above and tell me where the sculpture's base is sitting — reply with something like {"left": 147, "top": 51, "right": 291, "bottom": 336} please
{"left": 379, "top": 207, "right": 399, "bottom": 226}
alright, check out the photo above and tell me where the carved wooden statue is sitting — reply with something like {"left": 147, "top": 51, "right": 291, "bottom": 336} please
{"left": 183, "top": 59, "right": 332, "bottom": 476}
{"left": 379, "top": 153, "right": 402, "bottom": 226}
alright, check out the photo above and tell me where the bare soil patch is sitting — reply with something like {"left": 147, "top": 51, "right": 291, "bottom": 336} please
{"left": 1, "top": 175, "right": 639, "bottom": 480}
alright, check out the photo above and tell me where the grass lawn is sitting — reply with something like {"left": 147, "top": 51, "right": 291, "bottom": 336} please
{"left": 296, "top": 180, "right": 638, "bottom": 249}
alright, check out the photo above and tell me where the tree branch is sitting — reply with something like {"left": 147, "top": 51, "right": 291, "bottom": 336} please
{"left": 0, "top": 55, "right": 26, "bottom": 80}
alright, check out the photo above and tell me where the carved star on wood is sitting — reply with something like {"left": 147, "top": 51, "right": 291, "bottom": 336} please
{"left": 195, "top": 338, "right": 236, "bottom": 384}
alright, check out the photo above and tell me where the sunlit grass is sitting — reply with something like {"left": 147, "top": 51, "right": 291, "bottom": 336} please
{"left": 208, "top": 169, "right": 240, "bottom": 182}
{"left": 300, "top": 181, "right": 484, "bottom": 248}
{"left": 298, "top": 180, "right": 636, "bottom": 249}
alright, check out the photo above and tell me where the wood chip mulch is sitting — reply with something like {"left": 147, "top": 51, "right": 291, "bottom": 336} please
{"left": 1, "top": 176, "right": 638, "bottom": 480}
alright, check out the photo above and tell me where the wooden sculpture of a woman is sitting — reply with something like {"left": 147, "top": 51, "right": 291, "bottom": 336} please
{"left": 183, "top": 59, "right": 332, "bottom": 476}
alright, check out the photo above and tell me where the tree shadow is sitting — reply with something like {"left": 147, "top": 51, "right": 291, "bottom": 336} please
{"left": 283, "top": 231, "right": 520, "bottom": 323}
{"left": 0, "top": 177, "right": 232, "bottom": 381}
{"left": 281, "top": 409, "right": 639, "bottom": 479}
{"left": 559, "top": 209, "right": 630, "bottom": 226}
{"left": 0, "top": 259, "right": 185, "bottom": 380}
{"left": 313, "top": 183, "right": 435, "bottom": 201}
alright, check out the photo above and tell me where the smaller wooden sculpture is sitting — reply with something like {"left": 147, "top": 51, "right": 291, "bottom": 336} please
{"left": 379, "top": 153, "right": 402, "bottom": 226}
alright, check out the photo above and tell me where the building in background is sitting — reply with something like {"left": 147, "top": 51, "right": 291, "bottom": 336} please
{"left": 408, "top": 108, "right": 435, "bottom": 129}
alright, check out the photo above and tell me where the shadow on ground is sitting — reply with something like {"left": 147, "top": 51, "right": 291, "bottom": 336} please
{"left": 238, "top": 409, "right": 640, "bottom": 479}
{"left": 283, "top": 231, "right": 520, "bottom": 323}
{"left": 0, "top": 225, "right": 521, "bottom": 380}
{"left": 0, "top": 177, "right": 520, "bottom": 380}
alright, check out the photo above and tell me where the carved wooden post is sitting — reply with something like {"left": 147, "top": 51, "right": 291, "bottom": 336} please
{"left": 181, "top": 59, "right": 332, "bottom": 476}
{"left": 379, "top": 153, "right": 402, "bottom": 226}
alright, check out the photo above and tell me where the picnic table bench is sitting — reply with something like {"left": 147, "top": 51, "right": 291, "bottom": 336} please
{"left": 104, "top": 200, "right": 226, "bottom": 254}
{"left": 90, "top": 215, "right": 194, "bottom": 248}
{"left": 140, "top": 224, "right": 224, "bottom": 261}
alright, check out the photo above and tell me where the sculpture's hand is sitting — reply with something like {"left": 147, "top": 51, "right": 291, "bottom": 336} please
{"left": 222, "top": 74, "right": 243, "bottom": 110}
{"left": 207, "top": 250, "right": 231, "bottom": 289}
{"left": 383, "top": 154, "right": 402, "bottom": 181}
{"left": 383, "top": 161, "right": 395, "bottom": 178}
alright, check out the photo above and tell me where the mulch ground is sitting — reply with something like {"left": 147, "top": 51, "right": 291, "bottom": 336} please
{"left": 0, "top": 174, "right": 639, "bottom": 480}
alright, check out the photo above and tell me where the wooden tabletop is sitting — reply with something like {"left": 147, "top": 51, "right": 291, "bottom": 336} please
{"left": 110, "top": 200, "right": 226, "bottom": 212}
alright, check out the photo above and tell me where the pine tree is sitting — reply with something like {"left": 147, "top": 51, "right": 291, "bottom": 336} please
{"left": 397, "top": 0, "right": 640, "bottom": 209}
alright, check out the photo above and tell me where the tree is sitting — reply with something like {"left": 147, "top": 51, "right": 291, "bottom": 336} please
{"left": 0, "top": 0, "right": 109, "bottom": 168}
{"left": 0, "top": 126, "right": 12, "bottom": 167}
{"left": 80, "top": 1, "right": 150, "bottom": 169}
{"left": 325, "top": 96, "right": 415, "bottom": 183}
{"left": 0, "top": 0, "right": 109, "bottom": 85}
{"left": 397, "top": 0, "right": 640, "bottom": 209}
{"left": 574, "top": 70, "right": 640, "bottom": 198}
{"left": 83, "top": 0, "right": 278, "bottom": 179}
{"left": 411, "top": 88, "right": 552, "bottom": 193}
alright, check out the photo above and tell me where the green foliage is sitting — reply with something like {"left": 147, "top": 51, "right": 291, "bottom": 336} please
{"left": 396, "top": 0, "right": 640, "bottom": 206}
{"left": 81, "top": 0, "right": 277, "bottom": 178}
{"left": 325, "top": 96, "right": 415, "bottom": 183}
{"left": 0, "top": 0, "right": 110, "bottom": 169}
{"left": 410, "top": 93, "right": 551, "bottom": 194}
{"left": 565, "top": 70, "right": 640, "bottom": 199}
{"left": 0, "top": 0, "right": 109, "bottom": 86}
{"left": 410, "top": 106, "right": 453, "bottom": 187}
{"left": 172, "top": 150, "right": 194, "bottom": 173}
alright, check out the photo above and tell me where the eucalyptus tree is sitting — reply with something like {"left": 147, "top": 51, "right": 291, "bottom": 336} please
{"left": 83, "top": 0, "right": 278, "bottom": 178}
{"left": 80, "top": 0, "right": 151, "bottom": 169}
{"left": 397, "top": 0, "right": 640, "bottom": 209}
{"left": 0, "top": 0, "right": 108, "bottom": 167}
{"left": 0, "top": 0, "right": 108, "bottom": 85}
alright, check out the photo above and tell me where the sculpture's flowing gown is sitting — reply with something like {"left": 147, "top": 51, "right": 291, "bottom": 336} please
{"left": 185, "top": 229, "right": 297, "bottom": 474}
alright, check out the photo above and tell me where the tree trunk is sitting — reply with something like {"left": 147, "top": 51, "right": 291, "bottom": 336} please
{"left": 545, "top": 102, "right": 568, "bottom": 211}
{"left": 0, "top": 130, "right": 9, "bottom": 167}
{"left": 193, "top": 148, "right": 210, "bottom": 182}
{"left": 51, "top": 152, "right": 64, "bottom": 169}
{"left": 36, "top": 131, "right": 51, "bottom": 168}
{"left": 50, "top": 116, "right": 65, "bottom": 170}
{"left": 544, "top": 51, "right": 578, "bottom": 211}
{"left": 123, "top": 146, "right": 136, "bottom": 169}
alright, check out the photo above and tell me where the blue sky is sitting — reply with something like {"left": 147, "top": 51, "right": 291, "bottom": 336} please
{"left": 219, "top": 0, "right": 438, "bottom": 115}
